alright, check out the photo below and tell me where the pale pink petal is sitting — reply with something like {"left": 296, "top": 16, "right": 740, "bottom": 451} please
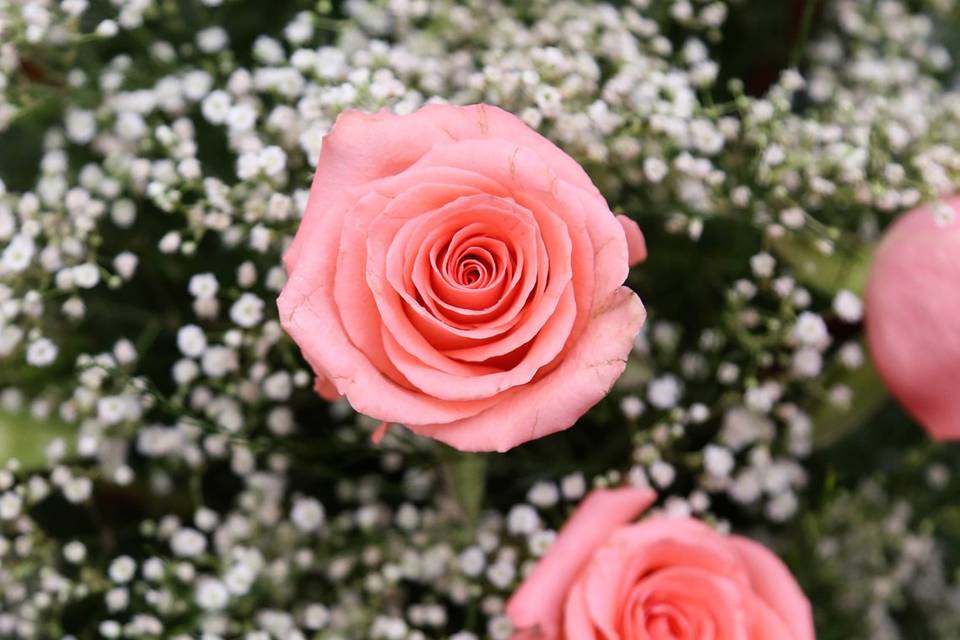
{"left": 366, "top": 199, "right": 552, "bottom": 378}
{"left": 438, "top": 192, "right": 573, "bottom": 362}
{"left": 866, "top": 197, "right": 960, "bottom": 440}
{"left": 729, "top": 536, "right": 815, "bottom": 640}
{"left": 389, "top": 194, "right": 543, "bottom": 335}
{"left": 277, "top": 145, "right": 497, "bottom": 424}
{"left": 584, "top": 517, "right": 750, "bottom": 635}
{"left": 617, "top": 566, "right": 748, "bottom": 640}
{"left": 342, "top": 181, "right": 509, "bottom": 377}
{"left": 746, "top": 593, "right": 796, "bottom": 640}
{"left": 506, "top": 486, "right": 656, "bottom": 639}
{"left": 561, "top": 580, "right": 597, "bottom": 639}
{"left": 313, "top": 375, "right": 342, "bottom": 401}
{"left": 409, "top": 286, "right": 645, "bottom": 451}
{"left": 369, "top": 190, "right": 572, "bottom": 363}
{"left": 278, "top": 271, "right": 499, "bottom": 425}
{"left": 617, "top": 214, "right": 648, "bottom": 266}
{"left": 381, "top": 289, "right": 577, "bottom": 401}
{"left": 333, "top": 190, "right": 411, "bottom": 386}
{"left": 285, "top": 103, "right": 598, "bottom": 272}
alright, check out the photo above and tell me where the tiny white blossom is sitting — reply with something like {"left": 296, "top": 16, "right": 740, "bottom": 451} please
{"left": 833, "top": 289, "right": 864, "bottom": 323}
{"left": 529, "top": 529, "right": 556, "bottom": 557}
{"left": 201, "top": 345, "right": 237, "bottom": 378}
{"left": 72, "top": 263, "right": 100, "bottom": 289}
{"left": 201, "top": 91, "right": 232, "bottom": 124}
{"left": 649, "top": 460, "right": 676, "bottom": 488}
{"left": 488, "top": 615, "right": 514, "bottom": 640}
{"left": 96, "top": 395, "right": 134, "bottom": 425}
{"left": 65, "top": 109, "right": 96, "bottom": 143}
{"left": 158, "top": 231, "right": 181, "bottom": 253}
{"left": 171, "top": 528, "right": 207, "bottom": 557}
{"left": 647, "top": 375, "right": 683, "bottom": 410}
{"left": 172, "top": 358, "right": 200, "bottom": 385}
{"left": 792, "top": 311, "right": 829, "bottom": 348}
{"left": 561, "top": 473, "right": 586, "bottom": 500}
{"left": 108, "top": 556, "right": 136, "bottom": 583}
{"left": 189, "top": 273, "right": 219, "bottom": 299}
{"left": 291, "top": 497, "right": 325, "bottom": 532}
{"left": 750, "top": 252, "right": 776, "bottom": 278}
{"left": 506, "top": 504, "right": 541, "bottom": 536}
{"left": 2, "top": 235, "right": 35, "bottom": 273}
{"left": 195, "top": 577, "right": 229, "bottom": 610}
{"left": 0, "top": 492, "right": 22, "bottom": 520}
{"left": 259, "top": 146, "right": 287, "bottom": 176}
{"left": 26, "top": 338, "right": 58, "bottom": 367}
{"left": 197, "top": 27, "right": 229, "bottom": 53}
{"left": 95, "top": 19, "right": 118, "bottom": 38}
{"left": 644, "top": 157, "right": 668, "bottom": 183}
{"left": 303, "top": 604, "right": 330, "bottom": 630}
{"left": 177, "top": 324, "right": 207, "bottom": 358}
{"left": 230, "top": 293, "right": 265, "bottom": 328}
{"left": 792, "top": 347, "right": 823, "bottom": 378}
{"left": 779, "top": 207, "right": 806, "bottom": 229}
{"left": 703, "top": 445, "right": 735, "bottom": 478}
{"left": 527, "top": 482, "right": 559, "bottom": 508}
{"left": 112, "top": 252, "right": 138, "bottom": 280}
{"left": 486, "top": 563, "right": 516, "bottom": 591}
{"left": 61, "top": 0, "right": 90, "bottom": 16}
{"left": 839, "top": 342, "right": 864, "bottom": 369}
{"left": 458, "top": 547, "right": 486, "bottom": 577}
{"left": 63, "top": 476, "right": 93, "bottom": 503}
{"left": 620, "top": 395, "right": 645, "bottom": 419}
{"left": 63, "top": 540, "right": 87, "bottom": 563}
{"left": 263, "top": 371, "right": 292, "bottom": 400}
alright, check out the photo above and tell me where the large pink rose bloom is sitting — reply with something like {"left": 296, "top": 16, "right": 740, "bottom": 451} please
{"left": 866, "top": 196, "right": 960, "bottom": 440}
{"left": 278, "top": 103, "right": 647, "bottom": 452}
{"left": 506, "top": 487, "right": 815, "bottom": 640}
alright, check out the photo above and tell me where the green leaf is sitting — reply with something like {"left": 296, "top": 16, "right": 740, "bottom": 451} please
{"left": 771, "top": 233, "right": 874, "bottom": 297}
{"left": 0, "top": 410, "right": 76, "bottom": 468}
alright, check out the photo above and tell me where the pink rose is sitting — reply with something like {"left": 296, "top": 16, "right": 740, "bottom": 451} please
{"left": 278, "top": 103, "right": 647, "bottom": 452}
{"left": 506, "top": 487, "right": 815, "bottom": 640}
{"left": 866, "top": 196, "right": 960, "bottom": 440}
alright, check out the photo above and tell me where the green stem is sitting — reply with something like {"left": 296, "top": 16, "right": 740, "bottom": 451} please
{"left": 790, "top": 0, "right": 821, "bottom": 67}
{"left": 436, "top": 445, "right": 488, "bottom": 530}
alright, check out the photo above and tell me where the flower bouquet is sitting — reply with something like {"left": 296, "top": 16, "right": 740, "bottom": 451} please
{"left": 1, "top": 1, "right": 960, "bottom": 638}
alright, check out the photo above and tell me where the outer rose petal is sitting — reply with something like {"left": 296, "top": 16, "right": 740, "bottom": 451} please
{"left": 729, "top": 537, "right": 815, "bottom": 640}
{"left": 617, "top": 214, "right": 648, "bottom": 266}
{"left": 284, "top": 103, "right": 599, "bottom": 273}
{"left": 505, "top": 486, "right": 657, "bottom": 639}
{"left": 865, "top": 196, "right": 960, "bottom": 440}
{"left": 278, "top": 270, "right": 501, "bottom": 425}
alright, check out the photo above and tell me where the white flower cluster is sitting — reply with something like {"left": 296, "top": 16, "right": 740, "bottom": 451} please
{"left": 802, "top": 469, "right": 960, "bottom": 640}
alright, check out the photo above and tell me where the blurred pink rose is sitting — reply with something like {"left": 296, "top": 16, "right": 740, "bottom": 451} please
{"left": 506, "top": 487, "right": 814, "bottom": 640}
{"left": 866, "top": 196, "right": 960, "bottom": 440}
{"left": 278, "top": 103, "right": 647, "bottom": 452}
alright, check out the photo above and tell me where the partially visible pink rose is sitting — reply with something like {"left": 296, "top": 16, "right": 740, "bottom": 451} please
{"left": 278, "top": 103, "right": 647, "bottom": 452}
{"left": 506, "top": 487, "right": 814, "bottom": 640}
{"left": 866, "top": 196, "right": 960, "bottom": 440}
